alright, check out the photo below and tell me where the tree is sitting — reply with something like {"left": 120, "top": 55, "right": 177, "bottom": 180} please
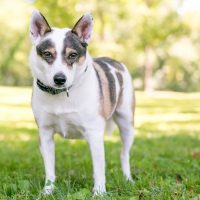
{"left": 135, "top": 0, "right": 189, "bottom": 92}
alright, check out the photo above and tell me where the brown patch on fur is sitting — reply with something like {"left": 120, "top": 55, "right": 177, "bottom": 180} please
{"left": 98, "top": 57, "right": 125, "bottom": 71}
{"left": 65, "top": 47, "right": 76, "bottom": 55}
{"left": 94, "top": 58, "right": 117, "bottom": 108}
{"left": 47, "top": 47, "right": 56, "bottom": 56}
{"left": 78, "top": 56, "right": 85, "bottom": 65}
{"left": 93, "top": 62, "right": 113, "bottom": 119}
{"left": 62, "top": 31, "right": 87, "bottom": 66}
{"left": 116, "top": 72, "right": 123, "bottom": 87}
{"left": 64, "top": 48, "right": 85, "bottom": 66}
{"left": 116, "top": 72, "right": 124, "bottom": 106}
{"left": 36, "top": 39, "right": 56, "bottom": 64}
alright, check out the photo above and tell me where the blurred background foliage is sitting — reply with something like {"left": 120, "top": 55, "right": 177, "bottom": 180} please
{"left": 0, "top": 0, "right": 200, "bottom": 92}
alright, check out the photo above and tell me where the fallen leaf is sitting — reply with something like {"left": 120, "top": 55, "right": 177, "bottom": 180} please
{"left": 192, "top": 152, "right": 200, "bottom": 158}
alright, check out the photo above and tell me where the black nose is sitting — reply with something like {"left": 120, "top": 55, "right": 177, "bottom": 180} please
{"left": 53, "top": 73, "right": 66, "bottom": 86}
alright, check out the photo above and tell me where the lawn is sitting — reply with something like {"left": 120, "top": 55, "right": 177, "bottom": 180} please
{"left": 0, "top": 86, "right": 199, "bottom": 200}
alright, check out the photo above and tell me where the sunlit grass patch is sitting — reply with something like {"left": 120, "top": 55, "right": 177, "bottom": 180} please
{"left": 136, "top": 91, "right": 200, "bottom": 138}
{"left": 0, "top": 87, "right": 200, "bottom": 199}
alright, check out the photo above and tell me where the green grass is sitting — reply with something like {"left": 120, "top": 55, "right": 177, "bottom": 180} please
{"left": 0, "top": 86, "right": 200, "bottom": 200}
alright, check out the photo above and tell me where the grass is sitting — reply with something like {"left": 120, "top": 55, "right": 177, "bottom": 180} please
{"left": 0, "top": 86, "right": 200, "bottom": 200}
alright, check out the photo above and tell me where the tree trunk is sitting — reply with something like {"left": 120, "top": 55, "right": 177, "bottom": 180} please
{"left": 144, "top": 47, "right": 154, "bottom": 93}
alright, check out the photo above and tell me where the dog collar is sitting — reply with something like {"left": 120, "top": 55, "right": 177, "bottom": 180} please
{"left": 36, "top": 79, "right": 72, "bottom": 96}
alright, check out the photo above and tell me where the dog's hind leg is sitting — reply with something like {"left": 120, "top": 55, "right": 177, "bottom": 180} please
{"left": 114, "top": 105, "right": 135, "bottom": 181}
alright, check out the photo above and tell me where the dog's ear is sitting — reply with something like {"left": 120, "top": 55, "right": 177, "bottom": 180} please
{"left": 30, "top": 10, "right": 51, "bottom": 43}
{"left": 72, "top": 13, "right": 93, "bottom": 44}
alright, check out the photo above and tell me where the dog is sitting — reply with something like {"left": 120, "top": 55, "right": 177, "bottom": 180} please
{"left": 29, "top": 10, "right": 135, "bottom": 195}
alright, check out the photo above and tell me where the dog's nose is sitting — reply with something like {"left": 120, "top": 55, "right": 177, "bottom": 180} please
{"left": 53, "top": 73, "right": 66, "bottom": 86}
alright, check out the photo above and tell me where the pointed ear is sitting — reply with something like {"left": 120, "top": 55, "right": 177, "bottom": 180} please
{"left": 30, "top": 10, "right": 51, "bottom": 43}
{"left": 72, "top": 13, "right": 93, "bottom": 44}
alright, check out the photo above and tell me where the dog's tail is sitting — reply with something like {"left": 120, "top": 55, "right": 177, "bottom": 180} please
{"left": 105, "top": 118, "right": 116, "bottom": 135}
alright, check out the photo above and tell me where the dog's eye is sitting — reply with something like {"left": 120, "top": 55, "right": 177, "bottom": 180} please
{"left": 68, "top": 52, "right": 78, "bottom": 60}
{"left": 42, "top": 51, "right": 53, "bottom": 58}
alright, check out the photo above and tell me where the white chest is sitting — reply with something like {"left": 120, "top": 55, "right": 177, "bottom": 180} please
{"left": 52, "top": 112, "right": 85, "bottom": 139}
{"left": 32, "top": 79, "right": 102, "bottom": 139}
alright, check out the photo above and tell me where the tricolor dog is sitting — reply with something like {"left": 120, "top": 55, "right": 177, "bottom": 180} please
{"left": 29, "top": 10, "right": 135, "bottom": 195}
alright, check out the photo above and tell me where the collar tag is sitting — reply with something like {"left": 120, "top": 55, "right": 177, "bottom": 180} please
{"left": 66, "top": 88, "right": 69, "bottom": 97}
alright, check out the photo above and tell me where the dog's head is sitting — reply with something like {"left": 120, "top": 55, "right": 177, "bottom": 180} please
{"left": 29, "top": 10, "right": 93, "bottom": 89}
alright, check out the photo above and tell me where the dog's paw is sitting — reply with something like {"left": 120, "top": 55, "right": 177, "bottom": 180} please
{"left": 43, "top": 180, "right": 54, "bottom": 196}
{"left": 93, "top": 185, "right": 106, "bottom": 196}
{"left": 126, "top": 176, "right": 135, "bottom": 184}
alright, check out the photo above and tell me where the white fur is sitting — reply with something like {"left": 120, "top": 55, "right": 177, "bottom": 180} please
{"left": 30, "top": 12, "right": 135, "bottom": 196}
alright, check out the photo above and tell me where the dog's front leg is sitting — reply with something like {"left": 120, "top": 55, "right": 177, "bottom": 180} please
{"left": 39, "top": 128, "right": 55, "bottom": 195}
{"left": 87, "top": 132, "right": 106, "bottom": 195}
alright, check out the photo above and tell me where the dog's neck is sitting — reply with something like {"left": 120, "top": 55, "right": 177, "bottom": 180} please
{"left": 36, "top": 79, "right": 73, "bottom": 96}
{"left": 70, "top": 54, "right": 93, "bottom": 88}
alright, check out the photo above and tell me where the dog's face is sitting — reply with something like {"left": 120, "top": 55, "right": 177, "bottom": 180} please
{"left": 30, "top": 11, "right": 93, "bottom": 88}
